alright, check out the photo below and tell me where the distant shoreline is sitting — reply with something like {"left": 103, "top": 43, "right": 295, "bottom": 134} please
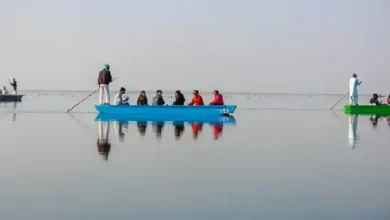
{"left": 14, "top": 90, "right": 381, "bottom": 96}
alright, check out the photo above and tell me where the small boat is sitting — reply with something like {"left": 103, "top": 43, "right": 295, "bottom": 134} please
{"left": 344, "top": 105, "right": 390, "bottom": 115}
{"left": 95, "top": 104, "right": 237, "bottom": 116}
{"left": 95, "top": 114, "right": 236, "bottom": 124}
{"left": 0, "top": 94, "right": 24, "bottom": 102}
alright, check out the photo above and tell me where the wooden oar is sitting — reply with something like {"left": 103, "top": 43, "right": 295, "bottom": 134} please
{"left": 330, "top": 92, "right": 349, "bottom": 110}
{"left": 66, "top": 77, "right": 117, "bottom": 113}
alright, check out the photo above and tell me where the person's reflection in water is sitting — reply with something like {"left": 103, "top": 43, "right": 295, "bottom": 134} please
{"left": 173, "top": 122, "right": 185, "bottom": 140}
{"left": 12, "top": 102, "right": 17, "bottom": 123}
{"left": 115, "top": 121, "right": 128, "bottom": 142}
{"left": 191, "top": 122, "right": 203, "bottom": 140}
{"left": 369, "top": 115, "right": 380, "bottom": 129}
{"left": 137, "top": 121, "right": 147, "bottom": 137}
{"left": 348, "top": 115, "right": 358, "bottom": 149}
{"left": 211, "top": 123, "right": 223, "bottom": 140}
{"left": 97, "top": 121, "right": 111, "bottom": 160}
{"left": 152, "top": 122, "right": 164, "bottom": 139}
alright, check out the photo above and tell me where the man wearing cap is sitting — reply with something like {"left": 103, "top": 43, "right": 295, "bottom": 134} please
{"left": 98, "top": 64, "right": 113, "bottom": 104}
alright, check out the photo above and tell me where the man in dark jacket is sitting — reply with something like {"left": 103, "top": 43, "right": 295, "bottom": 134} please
{"left": 153, "top": 89, "right": 165, "bottom": 105}
{"left": 9, "top": 78, "right": 17, "bottom": 94}
{"left": 173, "top": 90, "right": 185, "bottom": 105}
{"left": 98, "top": 64, "right": 112, "bottom": 104}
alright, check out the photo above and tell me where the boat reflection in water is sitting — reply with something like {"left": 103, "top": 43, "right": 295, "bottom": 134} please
{"left": 348, "top": 115, "right": 358, "bottom": 149}
{"left": 96, "top": 114, "right": 236, "bottom": 139}
{"left": 95, "top": 114, "right": 237, "bottom": 158}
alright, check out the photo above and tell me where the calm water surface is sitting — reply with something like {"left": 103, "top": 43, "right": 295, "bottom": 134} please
{"left": 0, "top": 91, "right": 389, "bottom": 220}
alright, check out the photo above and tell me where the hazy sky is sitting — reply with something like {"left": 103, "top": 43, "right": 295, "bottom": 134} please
{"left": 0, "top": 0, "right": 389, "bottom": 93}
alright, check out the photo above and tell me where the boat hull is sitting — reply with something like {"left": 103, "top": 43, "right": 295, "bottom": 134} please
{"left": 95, "top": 105, "right": 237, "bottom": 116}
{"left": 0, "top": 94, "right": 24, "bottom": 102}
{"left": 344, "top": 105, "right": 390, "bottom": 115}
{"left": 95, "top": 114, "right": 236, "bottom": 124}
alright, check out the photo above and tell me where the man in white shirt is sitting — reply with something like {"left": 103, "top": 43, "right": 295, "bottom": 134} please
{"left": 114, "top": 87, "right": 129, "bottom": 105}
{"left": 349, "top": 73, "right": 362, "bottom": 105}
{"left": 3, "top": 86, "right": 9, "bottom": 94}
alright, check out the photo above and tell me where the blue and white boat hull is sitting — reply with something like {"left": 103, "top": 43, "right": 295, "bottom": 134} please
{"left": 95, "top": 105, "right": 237, "bottom": 116}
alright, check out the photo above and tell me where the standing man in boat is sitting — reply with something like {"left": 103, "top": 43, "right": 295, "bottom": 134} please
{"left": 9, "top": 78, "right": 17, "bottom": 94}
{"left": 98, "top": 64, "right": 112, "bottom": 105}
{"left": 349, "top": 73, "right": 362, "bottom": 106}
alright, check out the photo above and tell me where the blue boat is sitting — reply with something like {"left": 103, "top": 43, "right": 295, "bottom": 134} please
{"left": 95, "top": 113, "right": 236, "bottom": 125}
{"left": 95, "top": 104, "right": 237, "bottom": 116}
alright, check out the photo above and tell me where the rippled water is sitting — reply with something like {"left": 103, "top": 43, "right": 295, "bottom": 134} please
{"left": 0, "top": 91, "right": 389, "bottom": 220}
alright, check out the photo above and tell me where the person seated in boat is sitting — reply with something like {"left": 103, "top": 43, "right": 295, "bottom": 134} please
{"left": 153, "top": 89, "right": 165, "bottom": 105}
{"left": 114, "top": 87, "right": 129, "bottom": 105}
{"left": 188, "top": 90, "right": 204, "bottom": 105}
{"left": 137, "top": 90, "right": 148, "bottom": 105}
{"left": 387, "top": 95, "right": 390, "bottom": 105}
{"left": 3, "top": 86, "right": 8, "bottom": 94}
{"left": 369, "top": 93, "right": 382, "bottom": 105}
{"left": 209, "top": 90, "right": 224, "bottom": 105}
{"left": 173, "top": 90, "right": 185, "bottom": 105}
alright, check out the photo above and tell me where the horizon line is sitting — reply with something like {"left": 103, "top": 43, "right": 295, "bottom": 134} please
{"left": 14, "top": 89, "right": 382, "bottom": 96}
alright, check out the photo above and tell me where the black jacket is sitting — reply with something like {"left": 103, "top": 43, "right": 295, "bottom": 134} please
{"left": 173, "top": 93, "right": 185, "bottom": 105}
{"left": 98, "top": 69, "right": 112, "bottom": 85}
{"left": 153, "top": 96, "right": 165, "bottom": 105}
{"left": 370, "top": 97, "right": 381, "bottom": 105}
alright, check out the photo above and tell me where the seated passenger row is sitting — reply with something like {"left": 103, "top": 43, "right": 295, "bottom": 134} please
{"left": 114, "top": 88, "right": 224, "bottom": 106}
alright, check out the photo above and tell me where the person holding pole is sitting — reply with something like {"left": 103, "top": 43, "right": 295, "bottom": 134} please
{"left": 8, "top": 78, "right": 17, "bottom": 94}
{"left": 349, "top": 73, "right": 362, "bottom": 106}
{"left": 98, "top": 64, "right": 112, "bottom": 105}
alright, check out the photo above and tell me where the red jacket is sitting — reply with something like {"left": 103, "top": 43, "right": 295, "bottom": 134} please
{"left": 211, "top": 94, "right": 224, "bottom": 105}
{"left": 189, "top": 95, "right": 204, "bottom": 105}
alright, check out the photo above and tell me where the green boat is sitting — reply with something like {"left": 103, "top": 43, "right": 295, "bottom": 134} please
{"left": 344, "top": 105, "right": 390, "bottom": 115}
